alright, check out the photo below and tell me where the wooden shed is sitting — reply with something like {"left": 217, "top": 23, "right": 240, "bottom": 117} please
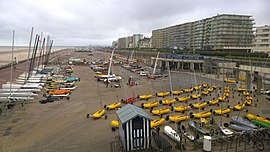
{"left": 116, "top": 104, "right": 152, "bottom": 151}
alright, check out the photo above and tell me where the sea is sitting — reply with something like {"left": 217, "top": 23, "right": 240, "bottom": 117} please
{"left": 0, "top": 46, "right": 71, "bottom": 52}
{"left": 0, "top": 46, "right": 29, "bottom": 52}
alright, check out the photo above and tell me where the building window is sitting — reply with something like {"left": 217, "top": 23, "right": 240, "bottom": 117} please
{"left": 132, "top": 117, "right": 143, "bottom": 129}
{"left": 262, "top": 29, "right": 270, "bottom": 32}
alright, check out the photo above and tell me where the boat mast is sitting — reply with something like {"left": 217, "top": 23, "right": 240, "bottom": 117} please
{"left": 168, "top": 66, "right": 178, "bottom": 134}
{"left": 27, "top": 34, "right": 39, "bottom": 80}
{"left": 107, "top": 48, "right": 115, "bottom": 77}
{"left": 24, "top": 27, "right": 34, "bottom": 83}
{"left": 36, "top": 32, "right": 44, "bottom": 72}
{"left": 130, "top": 49, "right": 134, "bottom": 61}
{"left": 153, "top": 51, "right": 160, "bottom": 74}
{"left": 9, "top": 30, "right": 15, "bottom": 98}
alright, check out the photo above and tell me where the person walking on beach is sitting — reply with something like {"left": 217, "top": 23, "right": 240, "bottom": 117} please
{"left": 128, "top": 76, "right": 132, "bottom": 86}
{"left": 13, "top": 57, "right": 17, "bottom": 70}
{"left": 105, "top": 78, "right": 109, "bottom": 88}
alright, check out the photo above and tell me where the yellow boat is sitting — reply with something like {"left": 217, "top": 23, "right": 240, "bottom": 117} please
{"left": 166, "top": 115, "right": 189, "bottom": 122}
{"left": 200, "top": 118, "right": 209, "bottom": 125}
{"left": 207, "top": 87, "right": 213, "bottom": 92}
{"left": 244, "top": 99, "right": 252, "bottom": 105}
{"left": 176, "top": 96, "right": 190, "bottom": 102}
{"left": 141, "top": 101, "right": 159, "bottom": 108}
{"left": 138, "top": 94, "right": 153, "bottom": 100}
{"left": 226, "top": 79, "right": 236, "bottom": 83}
{"left": 94, "top": 73, "right": 107, "bottom": 78}
{"left": 172, "top": 90, "right": 183, "bottom": 95}
{"left": 207, "top": 99, "right": 219, "bottom": 105}
{"left": 173, "top": 105, "right": 191, "bottom": 112}
{"left": 203, "top": 83, "right": 209, "bottom": 88}
{"left": 224, "top": 86, "right": 230, "bottom": 90}
{"left": 90, "top": 109, "right": 106, "bottom": 119}
{"left": 224, "top": 93, "right": 229, "bottom": 97}
{"left": 191, "top": 111, "right": 212, "bottom": 118}
{"left": 202, "top": 90, "right": 209, "bottom": 95}
{"left": 246, "top": 114, "right": 270, "bottom": 124}
{"left": 191, "top": 101, "right": 207, "bottom": 109}
{"left": 213, "top": 85, "right": 218, "bottom": 89}
{"left": 156, "top": 92, "right": 170, "bottom": 97}
{"left": 151, "top": 118, "right": 166, "bottom": 128}
{"left": 246, "top": 96, "right": 253, "bottom": 100}
{"left": 243, "top": 91, "right": 250, "bottom": 96}
{"left": 218, "top": 95, "right": 227, "bottom": 101}
{"left": 106, "top": 101, "right": 121, "bottom": 110}
{"left": 44, "top": 86, "right": 57, "bottom": 92}
{"left": 214, "top": 108, "right": 231, "bottom": 115}
{"left": 239, "top": 77, "right": 246, "bottom": 81}
{"left": 111, "top": 120, "right": 119, "bottom": 128}
{"left": 237, "top": 87, "right": 246, "bottom": 92}
{"left": 192, "top": 94, "right": 201, "bottom": 99}
{"left": 160, "top": 98, "right": 177, "bottom": 105}
{"left": 184, "top": 88, "right": 193, "bottom": 93}
{"left": 233, "top": 103, "right": 245, "bottom": 110}
{"left": 194, "top": 85, "right": 201, "bottom": 90}
{"left": 150, "top": 108, "right": 170, "bottom": 115}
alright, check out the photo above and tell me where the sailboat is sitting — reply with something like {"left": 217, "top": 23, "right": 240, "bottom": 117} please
{"left": 148, "top": 52, "right": 166, "bottom": 79}
{"left": 0, "top": 30, "right": 36, "bottom": 103}
{"left": 96, "top": 48, "right": 119, "bottom": 81}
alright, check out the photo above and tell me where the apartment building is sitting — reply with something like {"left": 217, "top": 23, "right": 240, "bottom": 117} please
{"left": 117, "top": 37, "right": 126, "bottom": 49}
{"left": 138, "top": 37, "right": 151, "bottom": 48}
{"left": 116, "top": 34, "right": 143, "bottom": 49}
{"left": 151, "top": 14, "right": 254, "bottom": 51}
{"left": 126, "top": 36, "right": 133, "bottom": 48}
{"left": 253, "top": 25, "right": 270, "bottom": 52}
{"left": 208, "top": 14, "right": 254, "bottom": 50}
{"left": 112, "top": 41, "right": 118, "bottom": 48}
{"left": 152, "top": 29, "right": 164, "bottom": 48}
{"left": 132, "top": 34, "right": 144, "bottom": 48}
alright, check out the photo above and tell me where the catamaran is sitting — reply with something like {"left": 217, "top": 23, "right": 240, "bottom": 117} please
{"left": 2, "top": 83, "right": 43, "bottom": 89}
{"left": 0, "top": 88, "right": 41, "bottom": 93}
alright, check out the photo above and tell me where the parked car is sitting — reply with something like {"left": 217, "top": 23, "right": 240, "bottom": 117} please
{"left": 140, "top": 71, "right": 149, "bottom": 76}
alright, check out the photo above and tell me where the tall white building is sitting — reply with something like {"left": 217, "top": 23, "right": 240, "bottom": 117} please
{"left": 125, "top": 36, "right": 133, "bottom": 48}
{"left": 132, "top": 34, "right": 143, "bottom": 48}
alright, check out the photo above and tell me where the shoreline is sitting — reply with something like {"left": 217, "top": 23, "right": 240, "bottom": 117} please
{"left": 0, "top": 48, "right": 66, "bottom": 67}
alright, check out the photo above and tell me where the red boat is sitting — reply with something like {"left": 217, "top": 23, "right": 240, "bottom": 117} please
{"left": 121, "top": 97, "right": 136, "bottom": 103}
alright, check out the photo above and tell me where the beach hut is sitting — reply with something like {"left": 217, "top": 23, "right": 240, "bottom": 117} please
{"left": 116, "top": 104, "right": 152, "bottom": 151}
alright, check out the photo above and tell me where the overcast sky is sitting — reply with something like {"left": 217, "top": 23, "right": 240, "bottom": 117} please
{"left": 0, "top": 0, "right": 269, "bottom": 46}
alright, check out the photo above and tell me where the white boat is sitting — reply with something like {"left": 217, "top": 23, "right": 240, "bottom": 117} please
{"left": 0, "top": 88, "right": 41, "bottom": 93}
{"left": 59, "top": 86, "right": 77, "bottom": 90}
{"left": 2, "top": 83, "right": 43, "bottom": 89}
{"left": 0, "top": 96, "right": 35, "bottom": 102}
{"left": 44, "top": 93, "right": 70, "bottom": 98}
{"left": 217, "top": 125, "right": 233, "bottom": 135}
{"left": 164, "top": 126, "right": 180, "bottom": 142}
{"left": 19, "top": 73, "right": 47, "bottom": 79}
{"left": 15, "top": 79, "right": 45, "bottom": 84}
{"left": 183, "top": 132, "right": 195, "bottom": 141}
{"left": 17, "top": 76, "right": 42, "bottom": 80}
{"left": 0, "top": 92, "right": 38, "bottom": 97}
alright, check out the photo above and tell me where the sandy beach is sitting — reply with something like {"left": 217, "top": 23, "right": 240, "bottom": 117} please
{"left": 0, "top": 50, "right": 269, "bottom": 152}
{"left": 0, "top": 47, "right": 66, "bottom": 67}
